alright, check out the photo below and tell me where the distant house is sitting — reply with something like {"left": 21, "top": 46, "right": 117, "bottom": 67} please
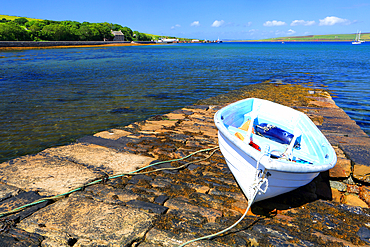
{"left": 111, "top": 30, "right": 125, "bottom": 41}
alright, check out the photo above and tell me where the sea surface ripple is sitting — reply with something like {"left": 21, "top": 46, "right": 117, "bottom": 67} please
{"left": 1, "top": 42, "right": 369, "bottom": 163}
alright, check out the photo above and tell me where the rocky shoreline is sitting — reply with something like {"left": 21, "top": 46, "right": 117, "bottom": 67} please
{"left": 0, "top": 41, "right": 155, "bottom": 50}
{"left": 1, "top": 82, "right": 370, "bottom": 246}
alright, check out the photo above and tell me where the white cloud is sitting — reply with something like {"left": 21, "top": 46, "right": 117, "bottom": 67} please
{"left": 190, "top": 21, "right": 200, "bottom": 27}
{"left": 287, "top": 29, "right": 296, "bottom": 35}
{"left": 291, "top": 20, "right": 316, "bottom": 26}
{"left": 171, "top": 24, "right": 181, "bottom": 29}
{"left": 263, "top": 20, "right": 286, "bottom": 27}
{"left": 211, "top": 20, "right": 225, "bottom": 27}
{"left": 319, "top": 16, "right": 351, "bottom": 26}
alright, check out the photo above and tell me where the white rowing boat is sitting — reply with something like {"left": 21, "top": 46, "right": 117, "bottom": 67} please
{"left": 214, "top": 98, "right": 337, "bottom": 203}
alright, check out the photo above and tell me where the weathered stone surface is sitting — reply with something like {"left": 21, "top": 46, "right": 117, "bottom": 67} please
{"left": 18, "top": 194, "right": 154, "bottom": 246}
{"left": 0, "top": 228, "right": 43, "bottom": 247}
{"left": 126, "top": 199, "right": 169, "bottom": 214}
{"left": 0, "top": 154, "right": 102, "bottom": 196}
{"left": 353, "top": 164, "right": 370, "bottom": 183}
{"left": 0, "top": 191, "right": 49, "bottom": 221}
{"left": 164, "top": 112, "right": 187, "bottom": 120}
{"left": 208, "top": 188, "right": 244, "bottom": 200}
{"left": 154, "top": 195, "right": 169, "bottom": 205}
{"left": 145, "top": 228, "right": 228, "bottom": 247}
{"left": 83, "top": 183, "right": 141, "bottom": 203}
{"left": 329, "top": 180, "right": 347, "bottom": 192}
{"left": 187, "top": 183, "right": 210, "bottom": 194}
{"left": 343, "top": 194, "right": 369, "bottom": 208}
{"left": 329, "top": 156, "right": 352, "bottom": 178}
{"left": 42, "top": 143, "right": 155, "bottom": 175}
{"left": 360, "top": 186, "right": 370, "bottom": 206}
{"left": 150, "top": 177, "right": 173, "bottom": 188}
{"left": 347, "top": 184, "right": 360, "bottom": 194}
{"left": 0, "top": 183, "right": 20, "bottom": 201}
{"left": 93, "top": 128, "right": 132, "bottom": 140}
{"left": 164, "top": 197, "right": 222, "bottom": 222}
{"left": 331, "top": 188, "right": 342, "bottom": 203}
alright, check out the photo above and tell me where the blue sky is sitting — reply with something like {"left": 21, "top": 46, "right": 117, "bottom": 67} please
{"left": 2, "top": 0, "right": 369, "bottom": 40}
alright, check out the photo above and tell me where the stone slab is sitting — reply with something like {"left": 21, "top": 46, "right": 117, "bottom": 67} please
{"left": 83, "top": 184, "right": 141, "bottom": 203}
{"left": 0, "top": 154, "right": 102, "bottom": 196}
{"left": 18, "top": 194, "right": 154, "bottom": 246}
{"left": 0, "top": 191, "right": 49, "bottom": 221}
{"left": 164, "top": 197, "right": 222, "bottom": 223}
{"left": 0, "top": 183, "right": 20, "bottom": 202}
{"left": 145, "top": 228, "right": 228, "bottom": 247}
{"left": 93, "top": 128, "right": 132, "bottom": 140}
{"left": 126, "top": 200, "right": 169, "bottom": 214}
{"left": 0, "top": 228, "right": 43, "bottom": 247}
{"left": 41, "top": 143, "right": 155, "bottom": 175}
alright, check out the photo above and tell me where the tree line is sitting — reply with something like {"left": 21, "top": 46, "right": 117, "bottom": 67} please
{"left": 0, "top": 17, "right": 152, "bottom": 42}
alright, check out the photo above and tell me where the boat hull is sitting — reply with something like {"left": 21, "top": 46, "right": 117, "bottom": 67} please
{"left": 214, "top": 98, "right": 337, "bottom": 203}
{"left": 218, "top": 131, "right": 319, "bottom": 202}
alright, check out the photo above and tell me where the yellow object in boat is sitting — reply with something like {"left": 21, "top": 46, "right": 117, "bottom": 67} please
{"left": 239, "top": 120, "right": 255, "bottom": 133}
{"left": 235, "top": 132, "right": 245, "bottom": 141}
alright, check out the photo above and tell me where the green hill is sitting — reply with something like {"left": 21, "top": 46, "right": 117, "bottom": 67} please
{"left": 253, "top": 33, "right": 370, "bottom": 42}
{"left": 0, "top": 14, "right": 42, "bottom": 22}
{"left": 0, "top": 14, "right": 153, "bottom": 42}
{"left": 1, "top": 14, "right": 194, "bottom": 42}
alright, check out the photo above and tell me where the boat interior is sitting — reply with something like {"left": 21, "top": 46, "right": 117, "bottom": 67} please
{"left": 222, "top": 103, "right": 331, "bottom": 166}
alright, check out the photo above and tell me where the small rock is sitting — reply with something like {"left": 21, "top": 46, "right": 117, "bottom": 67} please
{"left": 331, "top": 188, "right": 342, "bottom": 203}
{"left": 154, "top": 195, "right": 169, "bottom": 205}
{"left": 347, "top": 184, "right": 360, "bottom": 194}
{"left": 359, "top": 186, "right": 370, "bottom": 206}
{"left": 353, "top": 164, "right": 370, "bottom": 183}
{"left": 187, "top": 183, "right": 210, "bottom": 193}
{"left": 329, "top": 180, "right": 347, "bottom": 192}
{"left": 343, "top": 194, "right": 368, "bottom": 208}
{"left": 329, "top": 157, "right": 351, "bottom": 178}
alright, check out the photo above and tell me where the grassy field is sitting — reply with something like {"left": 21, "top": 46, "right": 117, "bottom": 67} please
{"left": 0, "top": 14, "right": 43, "bottom": 21}
{"left": 254, "top": 33, "right": 370, "bottom": 42}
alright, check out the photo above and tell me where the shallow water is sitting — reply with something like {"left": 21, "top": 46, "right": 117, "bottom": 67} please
{"left": 1, "top": 42, "right": 369, "bottom": 163}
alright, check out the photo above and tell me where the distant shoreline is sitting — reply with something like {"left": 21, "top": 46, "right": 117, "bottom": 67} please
{"left": 0, "top": 41, "right": 157, "bottom": 50}
{"left": 229, "top": 40, "right": 356, "bottom": 43}
{"left": 0, "top": 40, "right": 363, "bottom": 51}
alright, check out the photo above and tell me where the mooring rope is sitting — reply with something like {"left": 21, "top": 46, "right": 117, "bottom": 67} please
{"left": 1, "top": 145, "right": 270, "bottom": 247}
{"left": 0, "top": 146, "right": 219, "bottom": 219}
{"left": 178, "top": 152, "right": 270, "bottom": 247}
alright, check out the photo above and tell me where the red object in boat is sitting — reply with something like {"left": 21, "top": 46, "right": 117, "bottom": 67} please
{"left": 249, "top": 141, "right": 261, "bottom": 151}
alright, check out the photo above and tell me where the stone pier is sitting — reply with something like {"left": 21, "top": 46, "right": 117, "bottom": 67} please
{"left": 1, "top": 83, "right": 370, "bottom": 246}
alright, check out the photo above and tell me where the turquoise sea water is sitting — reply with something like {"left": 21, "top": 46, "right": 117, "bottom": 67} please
{"left": 1, "top": 42, "right": 369, "bottom": 163}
